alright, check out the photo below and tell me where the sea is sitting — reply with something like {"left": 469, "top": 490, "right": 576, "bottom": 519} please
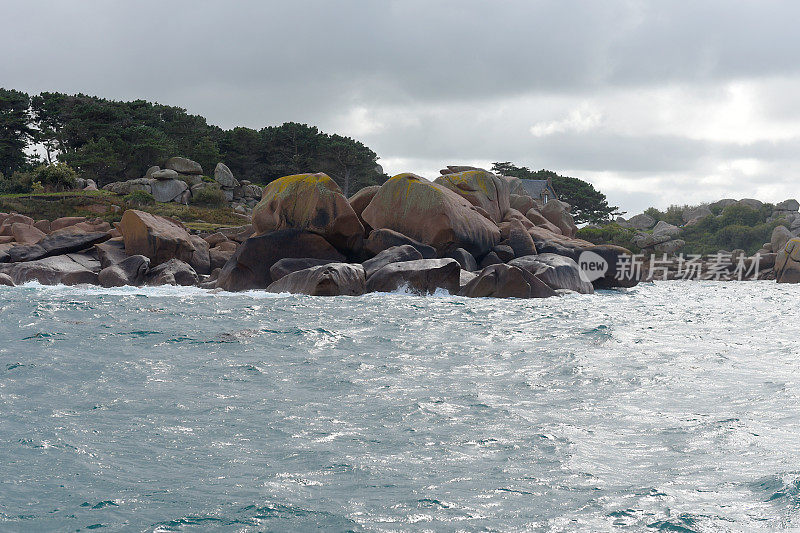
{"left": 1, "top": 281, "right": 799, "bottom": 532}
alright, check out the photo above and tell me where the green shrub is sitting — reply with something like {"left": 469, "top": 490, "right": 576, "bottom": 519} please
{"left": 0, "top": 170, "right": 35, "bottom": 194}
{"left": 33, "top": 163, "right": 78, "bottom": 191}
{"left": 576, "top": 223, "right": 641, "bottom": 253}
{"left": 643, "top": 205, "right": 689, "bottom": 226}
{"left": 189, "top": 186, "right": 227, "bottom": 207}
{"left": 123, "top": 190, "right": 155, "bottom": 206}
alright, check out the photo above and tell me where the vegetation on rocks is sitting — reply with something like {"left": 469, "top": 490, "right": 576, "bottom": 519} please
{"left": 587, "top": 201, "right": 791, "bottom": 256}
{"left": 189, "top": 186, "right": 227, "bottom": 208}
{"left": 0, "top": 189, "right": 246, "bottom": 229}
{"left": 576, "top": 223, "right": 641, "bottom": 253}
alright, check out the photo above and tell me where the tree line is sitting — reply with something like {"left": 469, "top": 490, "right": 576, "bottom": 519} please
{"left": 0, "top": 88, "right": 386, "bottom": 195}
{"left": 491, "top": 162, "right": 621, "bottom": 224}
{"left": 1, "top": 88, "right": 620, "bottom": 223}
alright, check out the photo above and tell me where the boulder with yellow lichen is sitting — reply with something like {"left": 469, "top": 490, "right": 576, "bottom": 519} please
{"left": 433, "top": 169, "right": 510, "bottom": 224}
{"left": 252, "top": 173, "right": 364, "bottom": 254}
{"left": 361, "top": 173, "right": 501, "bottom": 257}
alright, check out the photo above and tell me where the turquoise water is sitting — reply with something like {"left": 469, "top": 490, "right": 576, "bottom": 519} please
{"left": 1, "top": 281, "right": 800, "bottom": 532}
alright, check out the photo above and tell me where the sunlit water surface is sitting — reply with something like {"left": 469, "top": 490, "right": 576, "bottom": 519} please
{"left": 1, "top": 281, "right": 800, "bottom": 532}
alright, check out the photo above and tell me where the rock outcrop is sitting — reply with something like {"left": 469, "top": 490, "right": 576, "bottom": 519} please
{"left": 216, "top": 229, "right": 345, "bottom": 291}
{"left": 775, "top": 237, "right": 800, "bottom": 283}
{"left": 119, "top": 210, "right": 197, "bottom": 267}
{"left": 509, "top": 254, "right": 594, "bottom": 294}
{"left": 362, "top": 245, "right": 423, "bottom": 278}
{"left": 365, "top": 258, "right": 461, "bottom": 295}
{"left": 98, "top": 255, "right": 150, "bottom": 287}
{"left": 361, "top": 173, "right": 501, "bottom": 257}
{"left": 266, "top": 263, "right": 366, "bottom": 296}
{"left": 433, "top": 170, "right": 510, "bottom": 224}
{"left": 252, "top": 173, "right": 364, "bottom": 254}
{"left": 459, "top": 263, "right": 556, "bottom": 299}
{"left": 364, "top": 228, "right": 436, "bottom": 259}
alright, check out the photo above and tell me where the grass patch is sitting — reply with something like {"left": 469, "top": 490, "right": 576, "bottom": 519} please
{"left": 0, "top": 190, "right": 247, "bottom": 227}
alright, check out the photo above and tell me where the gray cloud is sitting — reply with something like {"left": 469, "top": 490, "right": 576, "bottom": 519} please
{"left": 2, "top": 0, "right": 799, "bottom": 214}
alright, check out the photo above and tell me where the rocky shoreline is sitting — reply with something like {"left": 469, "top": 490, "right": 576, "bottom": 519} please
{"left": 2, "top": 166, "right": 799, "bottom": 295}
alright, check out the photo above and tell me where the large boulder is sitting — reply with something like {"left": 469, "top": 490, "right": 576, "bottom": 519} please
{"left": 216, "top": 229, "right": 346, "bottom": 291}
{"left": 11, "top": 222, "right": 46, "bottom": 244}
{"left": 151, "top": 169, "right": 179, "bottom": 180}
{"left": 119, "top": 210, "right": 195, "bottom": 266}
{"left": 776, "top": 237, "right": 800, "bottom": 283}
{"left": 252, "top": 173, "right": 364, "bottom": 253}
{"left": 525, "top": 208, "right": 563, "bottom": 234}
{"left": 188, "top": 235, "right": 211, "bottom": 275}
{"left": 102, "top": 178, "right": 153, "bottom": 195}
{"left": 348, "top": 185, "right": 381, "bottom": 230}
{"left": 364, "top": 228, "right": 436, "bottom": 259}
{"left": 738, "top": 198, "right": 764, "bottom": 210}
{"left": 0, "top": 273, "right": 13, "bottom": 286}
{"left": 654, "top": 239, "right": 685, "bottom": 254}
{"left": 145, "top": 259, "right": 198, "bottom": 286}
{"left": 444, "top": 248, "right": 478, "bottom": 271}
{"left": 541, "top": 200, "right": 577, "bottom": 237}
{"left": 95, "top": 240, "right": 128, "bottom": 268}
{"left": 51, "top": 216, "right": 86, "bottom": 232}
{"left": 579, "top": 245, "right": 640, "bottom": 289}
{"left": 266, "top": 263, "right": 366, "bottom": 296}
{"left": 164, "top": 157, "right": 202, "bottom": 175}
{"left": 98, "top": 255, "right": 150, "bottom": 287}
{"left": 362, "top": 245, "right": 423, "bottom": 278}
{"left": 628, "top": 213, "right": 656, "bottom": 230}
{"left": 0, "top": 254, "right": 100, "bottom": 285}
{"left": 459, "top": 263, "right": 556, "bottom": 299}
{"left": 365, "top": 258, "right": 461, "bottom": 295}
{"left": 496, "top": 174, "right": 528, "bottom": 196}
{"left": 509, "top": 194, "right": 536, "bottom": 216}
{"left": 433, "top": 170, "right": 510, "bottom": 224}
{"left": 682, "top": 205, "right": 713, "bottom": 223}
{"left": 775, "top": 199, "right": 800, "bottom": 212}
{"left": 214, "top": 162, "right": 239, "bottom": 188}
{"left": 771, "top": 225, "right": 793, "bottom": 255}
{"left": 361, "top": 173, "right": 501, "bottom": 257}
{"left": 1, "top": 231, "right": 111, "bottom": 264}
{"left": 509, "top": 254, "right": 594, "bottom": 294}
{"left": 652, "top": 220, "right": 680, "bottom": 239}
{"left": 499, "top": 219, "right": 537, "bottom": 258}
{"left": 709, "top": 199, "right": 737, "bottom": 212}
{"left": 151, "top": 179, "right": 188, "bottom": 203}
{"left": 269, "top": 257, "right": 341, "bottom": 281}
{"left": 209, "top": 246, "right": 236, "bottom": 271}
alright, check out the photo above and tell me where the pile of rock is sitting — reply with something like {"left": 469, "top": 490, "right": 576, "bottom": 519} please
{"left": 214, "top": 168, "right": 636, "bottom": 296}
{"left": 102, "top": 157, "right": 263, "bottom": 212}
{"left": 768, "top": 199, "right": 800, "bottom": 235}
{"left": 1, "top": 167, "right": 643, "bottom": 296}
{"left": 618, "top": 214, "right": 686, "bottom": 255}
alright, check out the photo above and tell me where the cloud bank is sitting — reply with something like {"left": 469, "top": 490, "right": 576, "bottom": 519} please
{"left": 2, "top": 0, "right": 799, "bottom": 213}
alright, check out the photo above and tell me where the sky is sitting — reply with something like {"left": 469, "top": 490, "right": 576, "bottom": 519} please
{"left": 2, "top": 0, "right": 799, "bottom": 215}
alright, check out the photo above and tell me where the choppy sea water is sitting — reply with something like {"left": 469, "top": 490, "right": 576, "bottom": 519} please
{"left": 1, "top": 281, "right": 800, "bottom": 532}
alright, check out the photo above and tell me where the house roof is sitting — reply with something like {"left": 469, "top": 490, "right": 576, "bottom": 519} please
{"left": 519, "top": 179, "right": 551, "bottom": 197}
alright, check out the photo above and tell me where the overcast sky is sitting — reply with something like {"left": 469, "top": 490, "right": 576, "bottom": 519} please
{"left": 2, "top": 0, "right": 799, "bottom": 215}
